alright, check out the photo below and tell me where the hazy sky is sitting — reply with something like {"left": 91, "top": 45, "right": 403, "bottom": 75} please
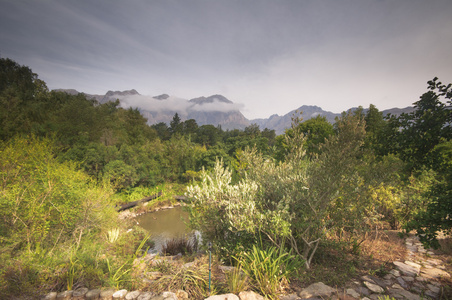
{"left": 1, "top": 0, "right": 451, "bottom": 119}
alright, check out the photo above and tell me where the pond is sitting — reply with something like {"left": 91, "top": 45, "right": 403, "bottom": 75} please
{"left": 135, "top": 206, "right": 195, "bottom": 253}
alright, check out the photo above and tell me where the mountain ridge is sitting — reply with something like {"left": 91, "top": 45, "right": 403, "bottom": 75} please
{"left": 53, "top": 89, "right": 414, "bottom": 134}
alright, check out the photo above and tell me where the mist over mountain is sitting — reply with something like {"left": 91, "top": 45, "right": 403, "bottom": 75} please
{"left": 54, "top": 89, "right": 414, "bottom": 134}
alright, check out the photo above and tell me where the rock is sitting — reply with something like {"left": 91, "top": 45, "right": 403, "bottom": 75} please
{"left": 279, "top": 293, "right": 299, "bottom": 300}
{"left": 361, "top": 275, "right": 375, "bottom": 283}
{"left": 86, "top": 289, "right": 102, "bottom": 300}
{"left": 219, "top": 265, "right": 235, "bottom": 272}
{"left": 389, "top": 269, "right": 401, "bottom": 277}
{"left": 147, "top": 271, "right": 163, "bottom": 280}
{"left": 113, "top": 289, "right": 128, "bottom": 299}
{"left": 137, "top": 292, "right": 154, "bottom": 300}
{"left": 162, "top": 291, "right": 177, "bottom": 300}
{"left": 425, "top": 289, "right": 439, "bottom": 299}
{"left": 363, "top": 281, "right": 384, "bottom": 294}
{"left": 239, "top": 291, "right": 265, "bottom": 300}
{"left": 42, "top": 292, "right": 57, "bottom": 300}
{"left": 205, "top": 294, "right": 240, "bottom": 300}
{"left": 401, "top": 276, "right": 414, "bottom": 282}
{"left": 150, "top": 296, "right": 164, "bottom": 300}
{"left": 330, "top": 295, "right": 353, "bottom": 300}
{"left": 421, "top": 267, "right": 451, "bottom": 279}
{"left": 404, "top": 261, "right": 421, "bottom": 271}
{"left": 176, "top": 290, "right": 189, "bottom": 299}
{"left": 393, "top": 261, "right": 419, "bottom": 277}
{"left": 73, "top": 287, "right": 89, "bottom": 300}
{"left": 354, "top": 286, "right": 370, "bottom": 296}
{"left": 57, "top": 290, "right": 73, "bottom": 300}
{"left": 345, "top": 288, "right": 360, "bottom": 299}
{"left": 383, "top": 274, "right": 395, "bottom": 280}
{"left": 100, "top": 289, "right": 116, "bottom": 300}
{"left": 388, "top": 288, "right": 421, "bottom": 300}
{"left": 125, "top": 291, "right": 142, "bottom": 300}
{"left": 396, "top": 277, "right": 409, "bottom": 290}
{"left": 427, "top": 283, "right": 441, "bottom": 294}
{"left": 298, "top": 282, "right": 335, "bottom": 299}
{"left": 183, "top": 262, "right": 195, "bottom": 269}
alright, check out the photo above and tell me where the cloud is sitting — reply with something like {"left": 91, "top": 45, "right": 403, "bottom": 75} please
{"left": 189, "top": 99, "right": 245, "bottom": 112}
{"left": 116, "top": 94, "right": 244, "bottom": 115}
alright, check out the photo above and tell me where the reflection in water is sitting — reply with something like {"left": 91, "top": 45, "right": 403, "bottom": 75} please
{"left": 136, "top": 206, "right": 192, "bottom": 253}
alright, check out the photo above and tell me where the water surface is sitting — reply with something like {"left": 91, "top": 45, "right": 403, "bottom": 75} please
{"left": 136, "top": 206, "right": 192, "bottom": 252}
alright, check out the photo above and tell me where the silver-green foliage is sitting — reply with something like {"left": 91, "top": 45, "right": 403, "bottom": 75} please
{"left": 187, "top": 111, "right": 380, "bottom": 269}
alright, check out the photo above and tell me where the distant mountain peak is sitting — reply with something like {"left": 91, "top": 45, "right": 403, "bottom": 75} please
{"left": 189, "top": 94, "right": 233, "bottom": 105}
{"left": 105, "top": 89, "right": 139, "bottom": 97}
{"left": 153, "top": 94, "right": 170, "bottom": 100}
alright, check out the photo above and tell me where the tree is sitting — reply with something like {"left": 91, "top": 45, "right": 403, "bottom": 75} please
{"left": 296, "top": 115, "right": 334, "bottom": 157}
{"left": 169, "top": 113, "right": 183, "bottom": 136}
{"left": 386, "top": 78, "right": 451, "bottom": 169}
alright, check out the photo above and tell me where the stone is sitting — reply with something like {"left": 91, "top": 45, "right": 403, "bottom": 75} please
{"left": 57, "top": 290, "right": 73, "bottom": 300}
{"left": 297, "top": 282, "right": 336, "bottom": 299}
{"left": 137, "top": 292, "right": 154, "bottom": 300}
{"left": 391, "top": 283, "right": 404, "bottom": 290}
{"left": 361, "top": 275, "right": 375, "bottom": 283}
{"left": 86, "top": 289, "right": 102, "bottom": 299}
{"left": 404, "top": 261, "right": 421, "bottom": 271}
{"left": 176, "top": 290, "right": 189, "bottom": 299}
{"left": 100, "top": 289, "right": 116, "bottom": 300}
{"left": 361, "top": 298, "right": 371, "bottom": 300}
{"left": 354, "top": 286, "right": 370, "bottom": 296}
{"left": 42, "top": 292, "right": 57, "bottom": 300}
{"left": 219, "top": 265, "right": 235, "bottom": 272}
{"left": 279, "top": 293, "right": 299, "bottom": 300}
{"left": 393, "top": 261, "right": 419, "bottom": 277}
{"left": 389, "top": 288, "right": 421, "bottom": 300}
{"left": 147, "top": 271, "right": 163, "bottom": 280}
{"left": 150, "top": 296, "right": 164, "bottom": 300}
{"left": 401, "top": 275, "right": 414, "bottom": 282}
{"left": 73, "top": 287, "right": 89, "bottom": 300}
{"left": 427, "top": 283, "right": 441, "bottom": 294}
{"left": 383, "top": 274, "right": 395, "bottom": 280}
{"left": 205, "top": 294, "right": 240, "bottom": 300}
{"left": 415, "top": 275, "right": 428, "bottom": 282}
{"left": 363, "top": 281, "right": 384, "bottom": 294}
{"left": 389, "top": 269, "right": 401, "bottom": 277}
{"left": 239, "top": 291, "right": 265, "bottom": 300}
{"left": 425, "top": 290, "right": 439, "bottom": 299}
{"left": 162, "top": 291, "right": 177, "bottom": 300}
{"left": 183, "top": 262, "right": 195, "bottom": 268}
{"left": 421, "top": 267, "right": 451, "bottom": 279}
{"left": 396, "top": 277, "right": 409, "bottom": 290}
{"left": 331, "top": 295, "right": 356, "bottom": 300}
{"left": 125, "top": 291, "right": 142, "bottom": 300}
{"left": 113, "top": 289, "right": 128, "bottom": 299}
{"left": 345, "top": 288, "right": 360, "bottom": 299}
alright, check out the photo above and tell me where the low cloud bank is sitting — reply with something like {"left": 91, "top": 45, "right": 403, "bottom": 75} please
{"left": 116, "top": 94, "right": 244, "bottom": 114}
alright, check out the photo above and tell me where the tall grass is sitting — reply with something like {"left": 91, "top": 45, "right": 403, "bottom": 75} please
{"left": 237, "top": 244, "right": 304, "bottom": 299}
{"left": 161, "top": 235, "right": 198, "bottom": 256}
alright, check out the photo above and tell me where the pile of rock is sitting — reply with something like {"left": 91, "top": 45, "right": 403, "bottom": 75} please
{"left": 42, "top": 289, "right": 187, "bottom": 300}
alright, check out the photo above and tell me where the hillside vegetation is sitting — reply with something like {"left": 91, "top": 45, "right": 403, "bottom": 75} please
{"left": 1, "top": 58, "right": 451, "bottom": 298}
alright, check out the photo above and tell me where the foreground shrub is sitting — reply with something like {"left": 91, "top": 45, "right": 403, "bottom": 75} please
{"left": 162, "top": 235, "right": 198, "bottom": 256}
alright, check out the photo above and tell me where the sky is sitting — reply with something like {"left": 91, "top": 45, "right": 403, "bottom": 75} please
{"left": 1, "top": 0, "right": 451, "bottom": 119}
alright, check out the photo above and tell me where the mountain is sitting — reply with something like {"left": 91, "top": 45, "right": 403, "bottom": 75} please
{"left": 251, "top": 105, "right": 339, "bottom": 135}
{"left": 57, "top": 89, "right": 250, "bottom": 130}
{"left": 53, "top": 88, "right": 414, "bottom": 135}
